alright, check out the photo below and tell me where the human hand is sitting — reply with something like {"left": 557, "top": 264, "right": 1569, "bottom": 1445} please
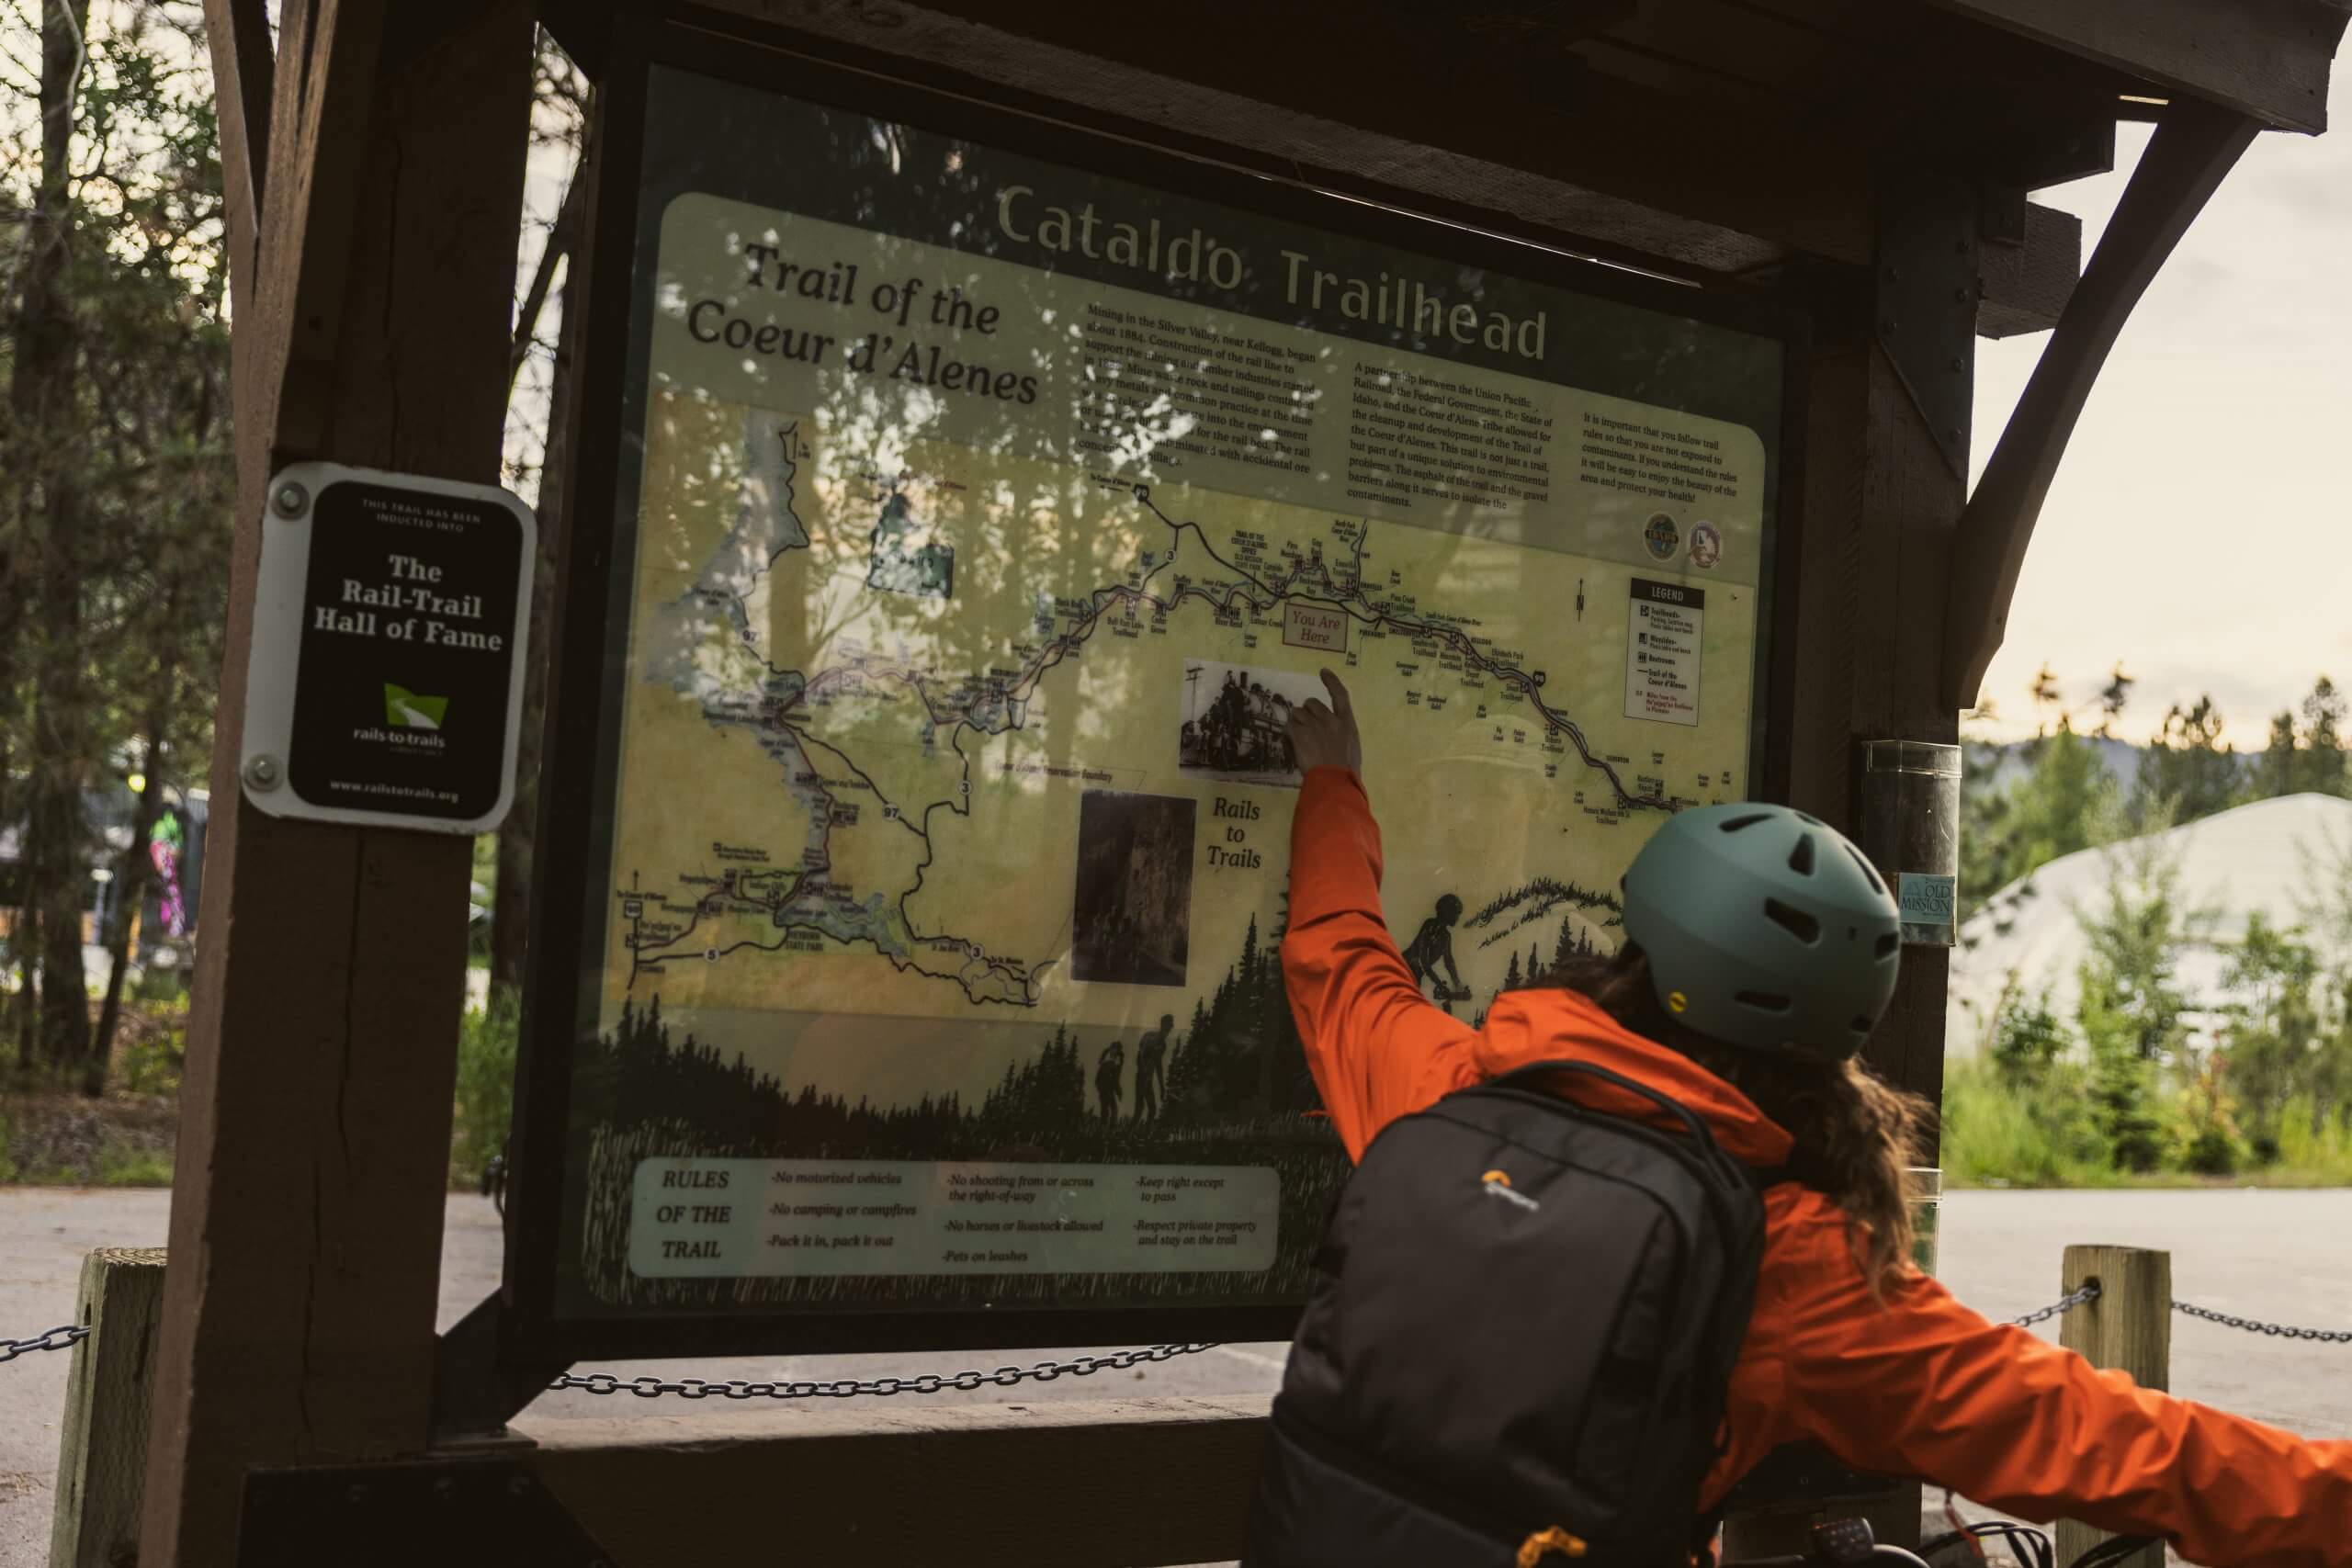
{"left": 1288, "top": 669, "right": 1363, "bottom": 776}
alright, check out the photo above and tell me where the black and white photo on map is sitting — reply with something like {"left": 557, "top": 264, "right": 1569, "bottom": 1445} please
{"left": 1178, "top": 660, "right": 1318, "bottom": 787}
{"left": 1071, "top": 788, "right": 1195, "bottom": 987}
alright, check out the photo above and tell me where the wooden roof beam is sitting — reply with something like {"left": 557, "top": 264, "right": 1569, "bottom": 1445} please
{"left": 644, "top": 1, "right": 2078, "bottom": 332}
{"left": 1943, "top": 98, "right": 2262, "bottom": 709}
{"left": 1925, "top": 0, "right": 2348, "bottom": 134}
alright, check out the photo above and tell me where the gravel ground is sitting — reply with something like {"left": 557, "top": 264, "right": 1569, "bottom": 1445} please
{"left": 4, "top": 1187, "right": 2348, "bottom": 1564}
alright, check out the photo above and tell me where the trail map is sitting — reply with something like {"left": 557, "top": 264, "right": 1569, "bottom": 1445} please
{"left": 611, "top": 392, "right": 1756, "bottom": 1031}
{"left": 550, "top": 69, "right": 1785, "bottom": 1315}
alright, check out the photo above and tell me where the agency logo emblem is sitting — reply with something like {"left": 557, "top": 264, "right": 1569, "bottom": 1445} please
{"left": 1481, "top": 1168, "right": 1540, "bottom": 1212}
{"left": 384, "top": 683, "right": 449, "bottom": 730}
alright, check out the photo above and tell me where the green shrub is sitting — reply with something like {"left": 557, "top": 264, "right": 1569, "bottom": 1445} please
{"left": 0, "top": 1112, "right": 16, "bottom": 1185}
{"left": 2272, "top": 1095, "right": 2352, "bottom": 1184}
{"left": 118, "top": 1008, "right": 187, "bottom": 1097}
{"left": 1941, "top": 1059, "right": 2113, "bottom": 1188}
{"left": 2181, "top": 1125, "right": 2243, "bottom": 1176}
{"left": 450, "top": 991, "right": 519, "bottom": 1188}
{"left": 94, "top": 1138, "right": 174, "bottom": 1186}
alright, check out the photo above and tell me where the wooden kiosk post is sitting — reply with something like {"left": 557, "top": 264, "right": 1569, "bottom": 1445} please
{"left": 140, "top": 3, "right": 2340, "bottom": 1563}
{"left": 140, "top": 5, "right": 539, "bottom": 1563}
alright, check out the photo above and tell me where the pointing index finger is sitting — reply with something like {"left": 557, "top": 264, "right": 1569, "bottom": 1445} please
{"left": 1320, "top": 669, "right": 1351, "bottom": 715}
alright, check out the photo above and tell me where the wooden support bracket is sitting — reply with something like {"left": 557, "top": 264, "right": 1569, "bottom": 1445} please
{"left": 1941, "top": 99, "right": 2261, "bottom": 710}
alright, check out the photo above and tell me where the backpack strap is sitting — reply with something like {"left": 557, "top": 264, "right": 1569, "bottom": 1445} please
{"left": 1690, "top": 1505, "right": 1727, "bottom": 1568}
{"left": 1485, "top": 1057, "right": 1747, "bottom": 1186}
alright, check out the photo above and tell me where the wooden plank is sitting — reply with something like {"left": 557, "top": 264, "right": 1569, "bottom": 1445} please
{"left": 1599, "top": 0, "right": 1853, "bottom": 102}
{"left": 48, "top": 1248, "right": 167, "bottom": 1568}
{"left": 2058, "top": 1246, "right": 2172, "bottom": 1568}
{"left": 1979, "top": 202, "right": 2082, "bottom": 339}
{"left": 1566, "top": 39, "right": 1792, "bottom": 115}
{"left": 524, "top": 1396, "right": 1272, "bottom": 1568}
{"left": 1944, "top": 101, "right": 2260, "bottom": 709}
{"left": 1777, "top": 262, "right": 1962, "bottom": 1116}
{"left": 1925, "top": 0, "right": 2346, "bottom": 133}
{"left": 135, "top": 6, "right": 539, "bottom": 1565}
{"left": 699, "top": 0, "right": 1879, "bottom": 267}
{"left": 677, "top": 0, "right": 2080, "bottom": 331}
{"left": 200, "top": 0, "right": 274, "bottom": 330}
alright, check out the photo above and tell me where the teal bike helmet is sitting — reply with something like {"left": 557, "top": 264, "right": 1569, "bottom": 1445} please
{"left": 1620, "top": 802, "right": 1901, "bottom": 1064}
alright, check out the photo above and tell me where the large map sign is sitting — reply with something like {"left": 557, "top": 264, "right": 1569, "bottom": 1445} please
{"left": 526, "top": 44, "right": 1791, "bottom": 1341}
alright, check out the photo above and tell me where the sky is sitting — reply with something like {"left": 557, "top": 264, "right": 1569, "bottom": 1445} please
{"left": 1967, "top": 64, "right": 2352, "bottom": 749}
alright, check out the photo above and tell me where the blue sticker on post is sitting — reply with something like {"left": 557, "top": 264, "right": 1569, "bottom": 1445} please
{"left": 1896, "top": 872, "right": 1956, "bottom": 944}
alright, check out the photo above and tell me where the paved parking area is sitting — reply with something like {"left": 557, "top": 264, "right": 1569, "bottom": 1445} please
{"left": 5, "top": 1187, "right": 2348, "bottom": 1563}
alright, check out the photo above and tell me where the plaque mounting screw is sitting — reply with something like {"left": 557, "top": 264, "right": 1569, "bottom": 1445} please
{"left": 272, "top": 481, "right": 310, "bottom": 519}
{"left": 243, "top": 755, "right": 282, "bottom": 792}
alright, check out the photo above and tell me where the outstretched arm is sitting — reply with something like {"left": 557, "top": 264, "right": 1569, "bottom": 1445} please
{"left": 1779, "top": 1235, "right": 2352, "bottom": 1568}
{"left": 1280, "top": 671, "right": 1476, "bottom": 1160}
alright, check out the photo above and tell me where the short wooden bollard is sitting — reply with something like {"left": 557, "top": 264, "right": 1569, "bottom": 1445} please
{"left": 2056, "top": 1244, "right": 2171, "bottom": 1568}
{"left": 49, "top": 1247, "right": 167, "bottom": 1568}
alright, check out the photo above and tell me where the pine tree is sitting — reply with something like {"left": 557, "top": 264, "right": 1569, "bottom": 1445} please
{"left": 1552, "top": 916, "right": 1578, "bottom": 974}
{"left": 2220, "top": 912, "right": 2322, "bottom": 1158}
{"left": 2132, "top": 695, "right": 2239, "bottom": 827}
{"left": 2300, "top": 676, "right": 2348, "bottom": 797}
{"left": 1962, "top": 718, "right": 2120, "bottom": 907}
{"left": 1502, "top": 951, "right": 1521, "bottom": 992}
{"left": 2249, "top": 708, "right": 2302, "bottom": 801}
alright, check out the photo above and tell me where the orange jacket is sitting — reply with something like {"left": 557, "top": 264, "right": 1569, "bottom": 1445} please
{"left": 1280, "top": 766, "right": 2352, "bottom": 1568}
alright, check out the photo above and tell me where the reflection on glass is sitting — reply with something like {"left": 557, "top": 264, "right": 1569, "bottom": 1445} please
{"left": 556, "top": 66, "right": 1786, "bottom": 1318}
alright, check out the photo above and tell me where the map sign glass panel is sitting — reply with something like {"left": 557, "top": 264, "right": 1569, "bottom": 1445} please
{"left": 551, "top": 64, "right": 1786, "bottom": 1319}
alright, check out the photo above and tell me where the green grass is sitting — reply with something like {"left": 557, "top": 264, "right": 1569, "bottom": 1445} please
{"left": 92, "top": 1138, "right": 174, "bottom": 1186}
{"left": 1943, "top": 1064, "right": 2352, "bottom": 1189}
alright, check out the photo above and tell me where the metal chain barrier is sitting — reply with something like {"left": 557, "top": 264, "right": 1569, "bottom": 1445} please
{"left": 2010, "top": 1281, "right": 2101, "bottom": 1329}
{"left": 544, "top": 1340, "right": 1221, "bottom": 1400}
{"left": 0, "top": 1324, "right": 90, "bottom": 1364}
{"left": 2172, "top": 1300, "right": 2352, "bottom": 1343}
{"left": 13, "top": 1280, "right": 2350, "bottom": 1392}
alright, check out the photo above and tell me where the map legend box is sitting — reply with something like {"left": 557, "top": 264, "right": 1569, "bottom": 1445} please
{"left": 1625, "top": 578, "right": 1703, "bottom": 727}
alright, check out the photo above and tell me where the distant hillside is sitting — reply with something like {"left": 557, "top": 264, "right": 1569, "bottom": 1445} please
{"left": 1965, "top": 735, "right": 2152, "bottom": 797}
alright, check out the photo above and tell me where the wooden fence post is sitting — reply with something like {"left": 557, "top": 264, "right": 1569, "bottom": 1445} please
{"left": 48, "top": 1247, "right": 167, "bottom": 1568}
{"left": 2056, "top": 1244, "right": 2171, "bottom": 1568}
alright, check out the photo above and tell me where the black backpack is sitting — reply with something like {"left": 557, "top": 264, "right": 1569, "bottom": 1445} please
{"left": 1244, "top": 1060, "right": 1777, "bottom": 1568}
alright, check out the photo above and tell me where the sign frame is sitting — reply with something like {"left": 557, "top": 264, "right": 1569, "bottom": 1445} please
{"left": 494, "top": 9, "right": 1810, "bottom": 1370}
{"left": 240, "top": 461, "right": 537, "bottom": 835}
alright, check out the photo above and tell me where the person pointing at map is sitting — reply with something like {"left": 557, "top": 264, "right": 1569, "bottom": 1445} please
{"left": 1265, "top": 666, "right": 2352, "bottom": 1568}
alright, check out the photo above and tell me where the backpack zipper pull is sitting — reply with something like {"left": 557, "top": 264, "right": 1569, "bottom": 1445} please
{"left": 1517, "top": 1527, "right": 1589, "bottom": 1565}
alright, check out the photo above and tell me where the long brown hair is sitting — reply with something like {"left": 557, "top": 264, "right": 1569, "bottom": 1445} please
{"left": 1545, "top": 944, "right": 1935, "bottom": 1296}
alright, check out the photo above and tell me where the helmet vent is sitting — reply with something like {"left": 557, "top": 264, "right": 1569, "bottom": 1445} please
{"left": 1735, "top": 990, "right": 1793, "bottom": 1014}
{"left": 1842, "top": 843, "right": 1886, "bottom": 896}
{"left": 1720, "top": 813, "right": 1770, "bottom": 833}
{"left": 1764, "top": 897, "right": 1821, "bottom": 945}
{"left": 1788, "top": 835, "right": 1815, "bottom": 875}
{"left": 1875, "top": 932, "right": 1899, "bottom": 959}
